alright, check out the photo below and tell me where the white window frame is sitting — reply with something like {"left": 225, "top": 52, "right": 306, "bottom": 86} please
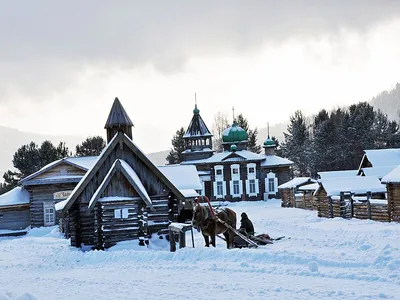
{"left": 266, "top": 171, "right": 278, "bottom": 194}
{"left": 43, "top": 202, "right": 56, "bottom": 226}
{"left": 233, "top": 180, "right": 240, "bottom": 195}
{"left": 215, "top": 165, "right": 224, "bottom": 180}
{"left": 249, "top": 179, "right": 256, "bottom": 194}
{"left": 216, "top": 181, "right": 223, "bottom": 196}
{"left": 114, "top": 208, "right": 130, "bottom": 219}
{"left": 247, "top": 163, "right": 256, "bottom": 180}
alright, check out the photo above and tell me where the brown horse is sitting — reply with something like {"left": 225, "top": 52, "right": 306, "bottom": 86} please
{"left": 192, "top": 204, "right": 237, "bottom": 249}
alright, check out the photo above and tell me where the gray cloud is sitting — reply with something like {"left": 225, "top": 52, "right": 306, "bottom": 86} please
{"left": 1, "top": 0, "right": 400, "bottom": 102}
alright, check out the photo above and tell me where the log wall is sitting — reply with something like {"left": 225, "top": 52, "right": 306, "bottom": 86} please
{"left": 387, "top": 183, "right": 400, "bottom": 222}
{"left": 0, "top": 204, "right": 30, "bottom": 230}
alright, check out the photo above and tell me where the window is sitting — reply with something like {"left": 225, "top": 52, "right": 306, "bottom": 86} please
{"left": 232, "top": 168, "right": 239, "bottom": 175}
{"left": 268, "top": 178, "right": 275, "bottom": 192}
{"left": 248, "top": 167, "right": 255, "bottom": 174}
{"left": 233, "top": 180, "right": 240, "bottom": 195}
{"left": 44, "top": 203, "right": 55, "bottom": 226}
{"left": 249, "top": 179, "right": 256, "bottom": 194}
{"left": 216, "top": 169, "right": 223, "bottom": 176}
{"left": 114, "top": 208, "right": 129, "bottom": 219}
{"left": 217, "top": 182, "right": 223, "bottom": 196}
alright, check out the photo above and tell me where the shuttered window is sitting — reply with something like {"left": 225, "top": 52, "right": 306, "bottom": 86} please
{"left": 249, "top": 179, "right": 256, "bottom": 194}
{"left": 43, "top": 203, "right": 55, "bottom": 226}
{"left": 217, "top": 182, "right": 223, "bottom": 196}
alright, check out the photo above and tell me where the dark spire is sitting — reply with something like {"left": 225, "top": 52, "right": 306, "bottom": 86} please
{"left": 184, "top": 104, "right": 212, "bottom": 139}
{"left": 104, "top": 97, "right": 134, "bottom": 129}
{"left": 105, "top": 97, "right": 134, "bottom": 143}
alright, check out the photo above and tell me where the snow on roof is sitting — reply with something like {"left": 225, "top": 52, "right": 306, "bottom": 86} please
{"left": 158, "top": 165, "right": 202, "bottom": 190}
{"left": 0, "top": 187, "right": 30, "bottom": 207}
{"left": 381, "top": 164, "right": 400, "bottom": 183}
{"left": 119, "top": 160, "right": 152, "bottom": 206}
{"left": 318, "top": 170, "right": 358, "bottom": 179}
{"left": 319, "top": 176, "right": 386, "bottom": 196}
{"left": 363, "top": 148, "right": 400, "bottom": 168}
{"left": 182, "top": 148, "right": 213, "bottom": 153}
{"left": 180, "top": 189, "right": 200, "bottom": 198}
{"left": 278, "top": 177, "right": 316, "bottom": 189}
{"left": 260, "top": 155, "right": 293, "bottom": 167}
{"left": 361, "top": 165, "right": 397, "bottom": 179}
{"left": 20, "top": 156, "right": 99, "bottom": 184}
{"left": 55, "top": 199, "right": 68, "bottom": 211}
{"left": 65, "top": 156, "right": 98, "bottom": 170}
{"left": 298, "top": 183, "right": 319, "bottom": 191}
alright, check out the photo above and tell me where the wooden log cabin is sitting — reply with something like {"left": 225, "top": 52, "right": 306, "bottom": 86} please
{"left": 382, "top": 165, "right": 400, "bottom": 222}
{"left": 315, "top": 176, "right": 387, "bottom": 219}
{"left": 277, "top": 177, "right": 316, "bottom": 208}
{"left": 357, "top": 148, "right": 400, "bottom": 181}
{"left": 0, "top": 187, "right": 30, "bottom": 235}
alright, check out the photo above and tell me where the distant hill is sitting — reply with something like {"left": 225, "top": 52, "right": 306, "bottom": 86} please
{"left": 370, "top": 83, "right": 400, "bottom": 122}
{"left": 0, "top": 126, "right": 84, "bottom": 179}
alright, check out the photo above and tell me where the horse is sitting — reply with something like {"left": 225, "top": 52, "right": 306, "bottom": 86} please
{"left": 192, "top": 203, "right": 237, "bottom": 249}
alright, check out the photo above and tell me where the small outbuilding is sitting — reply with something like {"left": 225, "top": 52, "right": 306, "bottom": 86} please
{"left": 278, "top": 177, "right": 317, "bottom": 208}
{"left": 315, "top": 176, "right": 387, "bottom": 219}
{"left": 382, "top": 165, "right": 400, "bottom": 222}
{"left": 297, "top": 183, "right": 319, "bottom": 210}
{"left": 0, "top": 187, "right": 30, "bottom": 235}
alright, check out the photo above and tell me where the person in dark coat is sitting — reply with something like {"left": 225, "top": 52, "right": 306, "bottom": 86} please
{"left": 239, "top": 212, "right": 255, "bottom": 236}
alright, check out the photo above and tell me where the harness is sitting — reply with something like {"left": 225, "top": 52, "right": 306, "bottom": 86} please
{"left": 195, "top": 195, "right": 216, "bottom": 218}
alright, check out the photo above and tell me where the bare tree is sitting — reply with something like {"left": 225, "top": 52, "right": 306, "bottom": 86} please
{"left": 212, "top": 111, "right": 229, "bottom": 152}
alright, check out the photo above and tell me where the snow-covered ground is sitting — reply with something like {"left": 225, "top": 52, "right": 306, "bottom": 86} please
{"left": 0, "top": 200, "right": 399, "bottom": 300}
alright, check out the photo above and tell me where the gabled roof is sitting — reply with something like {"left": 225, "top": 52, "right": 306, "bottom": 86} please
{"left": 381, "top": 164, "right": 400, "bottom": 183}
{"left": 318, "top": 176, "right": 386, "bottom": 197}
{"left": 183, "top": 105, "right": 212, "bottom": 139}
{"left": 278, "top": 177, "right": 316, "bottom": 189}
{"left": 158, "top": 165, "right": 202, "bottom": 190}
{"left": 62, "top": 132, "right": 184, "bottom": 214}
{"left": 88, "top": 159, "right": 153, "bottom": 211}
{"left": 104, "top": 97, "right": 134, "bottom": 129}
{"left": 358, "top": 148, "right": 400, "bottom": 171}
{"left": 0, "top": 187, "right": 30, "bottom": 207}
{"left": 360, "top": 165, "right": 397, "bottom": 179}
{"left": 19, "top": 156, "right": 98, "bottom": 185}
{"left": 318, "top": 170, "right": 358, "bottom": 179}
{"left": 298, "top": 183, "right": 319, "bottom": 191}
{"left": 260, "top": 155, "right": 293, "bottom": 167}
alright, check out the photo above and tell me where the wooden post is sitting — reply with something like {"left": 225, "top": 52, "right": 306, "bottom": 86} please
{"left": 340, "top": 192, "right": 345, "bottom": 218}
{"left": 350, "top": 195, "right": 354, "bottom": 218}
{"left": 179, "top": 231, "right": 186, "bottom": 249}
{"left": 329, "top": 197, "right": 333, "bottom": 218}
{"left": 367, "top": 191, "right": 372, "bottom": 220}
{"left": 169, "top": 227, "right": 176, "bottom": 252}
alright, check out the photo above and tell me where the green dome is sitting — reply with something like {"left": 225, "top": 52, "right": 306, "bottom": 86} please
{"left": 230, "top": 144, "right": 237, "bottom": 152}
{"left": 263, "top": 137, "right": 276, "bottom": 147}
{"left": 193, "top": 104, "right": 200, "bottom": 114}
{"left": 222, "top": 122, "right": 248, "bottom": 143}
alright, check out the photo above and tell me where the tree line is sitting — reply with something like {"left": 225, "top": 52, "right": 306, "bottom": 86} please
{"left": 281, "top": 102, "right": 400, "bottom": 177}
{"left": 0, "top": 136, "right": 106, "bottom": 195}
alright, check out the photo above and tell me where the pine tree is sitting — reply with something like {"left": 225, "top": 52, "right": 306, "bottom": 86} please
{"left": 234, "top": 114, "right": 261, "bottom": 153}
{"left": 248, "top": 128, "right": 262, "bottom": 153}
{"left": 166, "top": 127, "right": 186, "bottom": 164}
{"left": 0, "top": 140, "right": 70, "bottom": 194}
{"left": 281, "top": 110, "right": 310, "bottom": 176}
{"left": 76, "top": 136, "right": 106, "bottom": 157}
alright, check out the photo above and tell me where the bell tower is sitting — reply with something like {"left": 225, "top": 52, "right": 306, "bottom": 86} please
{"left": 104, "top": 97, "right": 134, "bottom": 143}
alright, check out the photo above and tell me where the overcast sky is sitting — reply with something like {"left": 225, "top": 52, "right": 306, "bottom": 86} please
{"left": 1, "top": 1, "right": 400, "bottom": 153}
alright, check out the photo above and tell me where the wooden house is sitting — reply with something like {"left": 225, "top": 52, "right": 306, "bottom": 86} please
{"left": 19, "top": 156, "right": 97, "bottom": 228}
{"left": 0, "top": 187, "right": 30, "bottom": 235}
{"left": 277, "top": 177, "right": 316, "bottom": 208}
{"left": 382, "top": 165, "right": 400, "bottom": 222}
{"left": 58, "top": 98, "right": 189, "bottom": 249}
{"left": 357, "top": 148, "right": 400, "bottom": 181}
{"left": 315, "top": 176, "right": 387, "bottom": 219}
{"left": 181, "top": 105, "right": 293, "bottom": 201}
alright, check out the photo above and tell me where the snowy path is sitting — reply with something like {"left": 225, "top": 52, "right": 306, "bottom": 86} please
{"left": 0, "top": 200, "right": 399, "bottom": 300}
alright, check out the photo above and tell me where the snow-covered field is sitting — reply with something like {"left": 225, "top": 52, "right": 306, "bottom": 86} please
{"left": 0, "top": 200, "right": 399, "bottom": 300}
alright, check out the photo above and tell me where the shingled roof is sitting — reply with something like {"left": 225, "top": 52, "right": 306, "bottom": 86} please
{"left": 183, "top": 104, "right": 212, "bottom": 139}
{"left": 104, "top": 97, "right": 134, "bottom": 129}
